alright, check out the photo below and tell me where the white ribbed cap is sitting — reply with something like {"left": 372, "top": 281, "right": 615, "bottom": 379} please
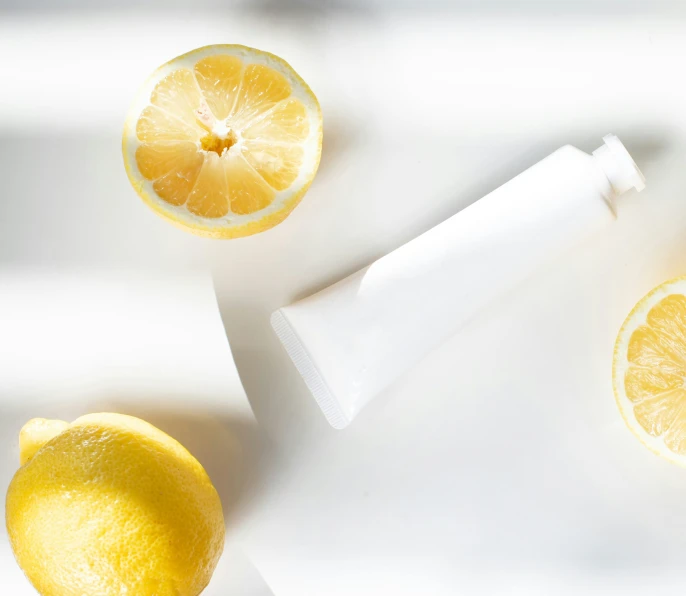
{"left": 592, "top": 134, "right": 646, "bottom": 196}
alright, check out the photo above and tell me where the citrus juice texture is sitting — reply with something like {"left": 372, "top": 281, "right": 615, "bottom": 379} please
{"left": 123, "top": 45, "right": 323, "bottom": 238}
{"left": 614, "top": 278, "right": 686, "bottom": 465}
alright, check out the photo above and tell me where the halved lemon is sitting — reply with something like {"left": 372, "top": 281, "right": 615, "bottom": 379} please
{"left": 613, "top": 277, "right": 686, "bottom": 465}
{"left": 122, "top": 45, "right": 323, "bottom": 238}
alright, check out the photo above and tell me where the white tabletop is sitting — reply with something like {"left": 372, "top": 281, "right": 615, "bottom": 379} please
{"left": 2, "top": 2, "right": 686, "bottom": 594}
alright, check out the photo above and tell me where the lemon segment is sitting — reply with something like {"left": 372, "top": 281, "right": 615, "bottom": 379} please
{"left": 150, "top": 69, "right": 205, "bottom": 125}
{"left": 123, "top": 44, "right": 323, "bottom": 238}
{"left": 613, "top": 278, "right": 686, "bottom": 464}
{"left": 242, "top": 140, "right": 304, "bottom": 191}
{"left": 194, "top": 55, "right": 243, "bottom": 120}
{"left": 231, "top": 63, "right": 293, "bottom": 128}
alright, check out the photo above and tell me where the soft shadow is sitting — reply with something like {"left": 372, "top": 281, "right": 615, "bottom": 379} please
{"left": 210, "top": 287, "right": 334, "bottom": 450}
{"left": 610, "top": 132, "right": 675, "bottom": 172}
{"left": 288, "top": 139, "right": 558, "bottom": 302}
{"left": 316, "top": 111, "right": 361, "bottom": 178}
{"left": 0, "top": 0, "right": 679, "bottom": 15}
{"left": 423, "top": 130, "right": 675, "bottom": 238}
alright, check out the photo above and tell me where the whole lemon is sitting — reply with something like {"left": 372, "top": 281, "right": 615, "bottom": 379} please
{"left": 6, "top": 413, "right": 225, "bottom": 596}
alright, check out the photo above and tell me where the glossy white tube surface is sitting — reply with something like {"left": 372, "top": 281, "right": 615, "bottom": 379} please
{"left": 272, "top": 135, "right": 645, "bottom": 428}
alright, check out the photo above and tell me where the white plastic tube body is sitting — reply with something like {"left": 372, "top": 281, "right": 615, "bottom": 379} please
{"left": 272, "top": 136, "right": 644, "bottom": 428}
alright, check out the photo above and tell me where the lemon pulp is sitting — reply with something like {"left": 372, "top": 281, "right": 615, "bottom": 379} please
{"left": 123, "top": 45, "right": 322, "bottom": 238}
{"left": 614, "top": 278, "right": 686, "bottom": 464}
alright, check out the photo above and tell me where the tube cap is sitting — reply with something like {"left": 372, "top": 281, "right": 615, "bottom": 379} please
{"left": 592, "top": 134, "right": 646, "bottom": 196}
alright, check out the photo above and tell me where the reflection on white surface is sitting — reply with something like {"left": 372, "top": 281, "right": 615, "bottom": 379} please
{"left": 0, "top": 11, "right": 683, "bottom": 140}
{"left": 0, "top": 271, "right": 243, "bottom": 401}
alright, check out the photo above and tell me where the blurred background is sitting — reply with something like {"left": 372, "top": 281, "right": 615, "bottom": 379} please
{"left": 3, "top": 0, "right": 686, "bottom": 594}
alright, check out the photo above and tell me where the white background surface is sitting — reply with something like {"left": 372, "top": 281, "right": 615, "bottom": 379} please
{"left": 3, "top": 0, "right": 686, "bottom": 594}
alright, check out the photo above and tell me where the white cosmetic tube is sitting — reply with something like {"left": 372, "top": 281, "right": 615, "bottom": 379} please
{"left": 272, "top": 135, "right": 645, "bottom": 429}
